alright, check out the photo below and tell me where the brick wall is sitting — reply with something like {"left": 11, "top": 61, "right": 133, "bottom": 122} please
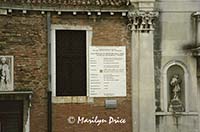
{"left": 0, "top": 11, "right": 132, "bottom": 132}
{"left": 52, "top": 13, "right": 132, "bottom": 132}
{"left": 0, "top": 12, "right": 48, "bottom": 132}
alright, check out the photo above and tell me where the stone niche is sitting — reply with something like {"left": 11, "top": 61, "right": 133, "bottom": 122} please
{"left": 161, "top": 60, "right": 189, "bottom": 113}
{"left": 156, "top": 60, "right": 199, "bottom": 132}
{"left": 167, "top": 65, "right": 185, "bottom": 112}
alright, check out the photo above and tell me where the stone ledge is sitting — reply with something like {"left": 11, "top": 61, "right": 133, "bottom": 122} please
{"left": 156, "top": 112, "right": 199, "bottom": 116}
{"left": 52, "top": 96, "right": 94, "bottom": 104}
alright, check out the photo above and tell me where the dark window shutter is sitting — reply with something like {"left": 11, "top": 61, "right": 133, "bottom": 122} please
{"left": 0, "top": 101, "right": 23, "bottom": 132}
{"left": 56, "top": 30, "right": 86, "bottom": 96}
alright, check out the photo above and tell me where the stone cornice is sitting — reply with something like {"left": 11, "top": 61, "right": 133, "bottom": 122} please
{"left": 192, "top": 12, "right": 200, "bottom": 18}
{"left": 129, "top": 0, "right": 155, "bottom": 11}
{"left": 192, "top": 12, "right": 200, "bottom": 22}
{"left": 127, "top": 11, "right": 159, "bottom": 32}
{"left": 191, "top": 47, "right": 200, "bottom": 57}
{"left": 192, "top": 12, "right": 200, "bottom": 23}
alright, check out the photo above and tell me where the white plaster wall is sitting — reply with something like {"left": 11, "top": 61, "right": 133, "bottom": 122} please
{"left": 158, "top": 0, "right": 200, "bottom": 12}
{"left": 156, "top": 115, "right": 199, "bottom": 132}
{"left": 157, "top": 0, "right": 200, "bottom": 131}
{"left": 161, "top": 13, "right": 193, "bottom": 56}
{"left": 159, "top": 0, "right": 199, "bottom": 112}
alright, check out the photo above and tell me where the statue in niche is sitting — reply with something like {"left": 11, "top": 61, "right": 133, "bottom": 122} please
{"left": 168, "top": 74, "right": 184, "bottom": 112}
{"left": 0, "top": 56, "right": 13, "bottom": 91}
{"left": 170, "top": 74, "right": 181, "bottom": 100}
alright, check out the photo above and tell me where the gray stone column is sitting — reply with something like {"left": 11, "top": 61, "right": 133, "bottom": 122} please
{"left": 194, "top": 28, "right": 200, "bottom": 132}
{"left": 128, "top": 11, "right": 158, "bottom": 132}
{"left": 191, "top": 11, "right": 200, "bottom": 132}
{"left": 198, "top": 57, "right": 200, "bottom": 132}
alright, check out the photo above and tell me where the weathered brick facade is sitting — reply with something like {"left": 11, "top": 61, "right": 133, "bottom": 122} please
{"left": 51, "top": 13, "right": 132, "bottom": 132}
{"left": 0, "top": 12, "right": 48, "bottom": 132}
{"left": 0, "top": 11, "right": 132, "bottom": 132}
{"left": 1, "top": 0, "right": 200, "bottom": 132}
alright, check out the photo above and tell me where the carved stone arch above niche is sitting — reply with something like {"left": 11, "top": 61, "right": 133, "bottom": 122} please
{"left": 161, "top": 60, "right": 189, "bottom": 113}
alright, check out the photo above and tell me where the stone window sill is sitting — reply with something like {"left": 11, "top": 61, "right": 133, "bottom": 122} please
{"left": 155, "top": 112, "right": 199, "bottom": 116}
{"left": 52, "top": 96, "right": 94, "bottom": 104}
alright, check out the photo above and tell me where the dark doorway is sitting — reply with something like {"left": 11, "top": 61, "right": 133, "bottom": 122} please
{"left": 56, "top": 30, "right": 87, "bottom": 96}
{"left": 0, "top": 101, "right": 23, "bottom": 132}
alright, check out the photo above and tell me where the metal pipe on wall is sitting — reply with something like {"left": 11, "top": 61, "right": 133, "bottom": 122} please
{"left": 47, "top": 12, "right": 52, "bottom": 132}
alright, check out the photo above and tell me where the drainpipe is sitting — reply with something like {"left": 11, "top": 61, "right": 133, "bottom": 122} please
{"left": 47, "top": 12, "right": 52, "bottom": 132}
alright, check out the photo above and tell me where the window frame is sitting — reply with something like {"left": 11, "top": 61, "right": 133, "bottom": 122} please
{"left": 51, "top": 25, "right": 92, "bottom": 98}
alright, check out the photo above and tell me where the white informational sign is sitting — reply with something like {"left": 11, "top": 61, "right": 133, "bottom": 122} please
{"left": 89, "top": 46, "right": 126, "bottom": 97}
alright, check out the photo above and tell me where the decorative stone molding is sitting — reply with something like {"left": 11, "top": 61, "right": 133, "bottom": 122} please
{"left": 192, "top": 12, "right": 200, "bottom": 19}
{"left": 190, "top": 47, "right": 200, "bottom": 77}
{"left": 127, "top": 11, "right": 158, "bottom": 32}
{"left": 129, "top": 0, "right": 156, "bottom": 11}
{"left": 191, "top": 47, "right": 200, "bottom": 57}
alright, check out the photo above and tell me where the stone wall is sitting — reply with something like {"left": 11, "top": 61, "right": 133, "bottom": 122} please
{"left": 155, "top": 0, "right": 200, "bottom": 131}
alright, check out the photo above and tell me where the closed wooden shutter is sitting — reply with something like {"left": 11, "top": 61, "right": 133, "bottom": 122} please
{"left": 56, "top": 30, "right": 86, "bottom": 96}
{"left": 0, "top": 101, "right": 23, "bottom": 132}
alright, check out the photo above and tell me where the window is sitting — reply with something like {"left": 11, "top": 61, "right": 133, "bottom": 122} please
{"left": 56, "top": 30, "right": 86, "bottom": 96}
{"left": 52, "top": 25, "right": 92, "bottom": 97}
